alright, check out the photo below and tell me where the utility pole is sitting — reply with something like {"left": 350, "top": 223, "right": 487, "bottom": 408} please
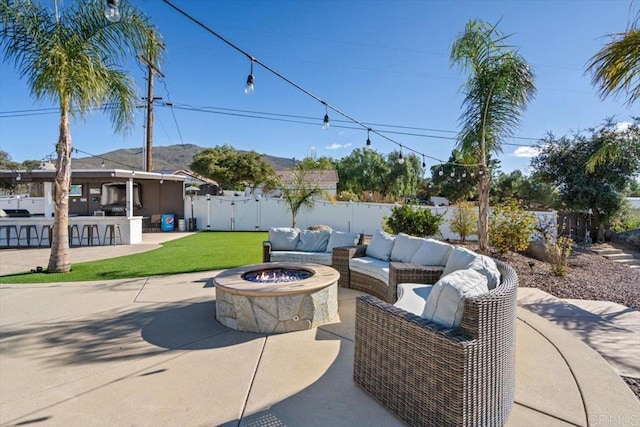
{"left": 138, "top": 30, "right": 164, "bottom": 172}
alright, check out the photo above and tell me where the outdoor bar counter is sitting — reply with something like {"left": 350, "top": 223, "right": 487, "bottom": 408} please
{"left": 0, "top": 216, "right": 143, "bottom": 247}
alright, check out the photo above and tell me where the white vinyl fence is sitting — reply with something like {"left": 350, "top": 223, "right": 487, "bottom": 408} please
{"left": 187, "top": 195, "right": 557, "bottom": 241}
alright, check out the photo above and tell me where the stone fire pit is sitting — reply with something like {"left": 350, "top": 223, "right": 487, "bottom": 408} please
{"left": 214, "top": 262, "right": 340, "bottom": 334}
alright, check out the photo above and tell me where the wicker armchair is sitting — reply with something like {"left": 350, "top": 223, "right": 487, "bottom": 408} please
{"left": 332, "top": 245, "right": 444, "bottom": 302}
{"left": 353, "top": 259, "right": 518, "bottom": 427}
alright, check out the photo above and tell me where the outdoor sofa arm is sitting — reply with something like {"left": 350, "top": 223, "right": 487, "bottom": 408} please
{"left": 262, "top": 241, "right": 272, "bottom": 263}
{"left": 388, "top": 262, "right": 444, "bottom": 303}
{"left": 332, "top": 244, "right": 368, "bottom": 288}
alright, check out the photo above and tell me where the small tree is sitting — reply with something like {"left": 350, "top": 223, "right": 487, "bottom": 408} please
{"left": 383, "top": 203, "right": 445, "bottom": 237}
{"left": 450, "top": 201, "right": 478, "bottom": 243}
{"left": 489, "top": 200, "right": 536, "bottom": 253}
{"left": 546, "top": 236, "right": 573, "bottom": 277}
{"left": 281, "top": 164, "right": 335, "bottom": 228}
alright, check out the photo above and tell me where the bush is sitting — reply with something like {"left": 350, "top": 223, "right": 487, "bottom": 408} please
{"left": 489, "top": 200, "right": 537, "bottom": 253}
{"left": 449, "top": 201, "right": 478, "bottom": 243}
{"left": 611, "top": 202, "right": 640, "bottom": 232}
{"left": 383, "top": 203, "right": 445, "bottom": 237}
{"left": 546, "top": 236, "right": 573, "bottom": 276}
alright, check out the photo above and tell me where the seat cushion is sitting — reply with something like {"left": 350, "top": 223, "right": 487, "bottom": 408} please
{"left": 349, "top": 256, "right": 390, "bottom": 285}
{"left": 365, "top": 229, "right": 396, "bottom": 261}
{"left": 269, "top": 251, "right": 333, "bottom": 266}
{"left": 423, "top": 269, "right": 489, "bottom": 328}
{"left": 390, "top": 233, "right": 427, "bottom": 263}
{"left": 296, "top": 229, "right": 331, "bottom": 252}
{"left": 394, "top": 283, "right": 434, "bottom": 316}
{"left": 410, "top": 239, "right": 453, "bottom": 266}
{"left": 269, "top": 227, "right": 300, "bottom": 251}
{"left": 443, "top": 246, "right": 501, "bottom": 289}
{"left": 325, "top": 231, "right": 360, "bottom": 252}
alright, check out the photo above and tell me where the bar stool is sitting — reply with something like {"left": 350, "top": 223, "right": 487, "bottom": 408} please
{"left": 40, "top": 225, "right": 52, "bottom": 247}
{"left": 68, "top": 224, "right": 81, "bottom": 247}
{"left": 103, "top": 224, "right": 122, "bottom": 245}
{"left": 18, "top": 225, "right": 39, "bottom": 247}
{"left": 0, "top": 225, "right": 19, "bottom": 248}
{"left": 81, "top": 224, "right": 101, "bottom": 246}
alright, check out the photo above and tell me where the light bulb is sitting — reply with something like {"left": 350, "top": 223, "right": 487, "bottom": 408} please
{"left": 398, "top": 153, "right": 404, "bottom": 164}
{"left": 462, "top": 172, "right": 466, "bottom": 178}
{"left": 322, "top": 114, "right": 330, "bottom": 130}
{"left": 244, "top": 74, "right": 254, "bottom": 94}
{"left": 105, "top": 0, "right": 121, "bottom": 22}
{"left": 15, "top": 173, "right": 21, "bottom": 181}
{"left": 438, "top": 170, "right": 444, "bottom": 176}
{"left": 457, "top": 178, "right": 461, "bottom": 183}
{"left": 450, "top": 171, "right": 455, "bottom": 177}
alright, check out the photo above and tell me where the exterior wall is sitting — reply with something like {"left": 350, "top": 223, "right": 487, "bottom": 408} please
{"left": 186, "top": 195, "right": 557, "bottom": 241}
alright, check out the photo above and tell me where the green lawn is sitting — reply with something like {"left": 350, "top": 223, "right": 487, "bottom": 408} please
{"left": 0, "top": 231, "right": 268, "bottom": 284}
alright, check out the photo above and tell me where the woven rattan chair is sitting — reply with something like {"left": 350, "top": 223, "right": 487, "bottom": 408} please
{"left": 332, "top": 245, "right": 445, "bottom": 302}
{"left": 353, "top": 259, "right": 518, "bottom": 427}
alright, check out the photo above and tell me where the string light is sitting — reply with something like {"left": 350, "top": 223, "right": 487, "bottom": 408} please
{"left": 366, "top": 128, "right": 372, "bottom": 150}
{"left": 322, "top": 102, "right": 330, "bottom": 130}
{"left": 105, "top": 0, "right": 121, "bottom": 22}
{"left": 422, "top": 155, "right": 426, "bottom": 168}
{"left": 101, "top": 160, "right": 105, "bottom": 168}
{"left": 244, "top": 56, "right": 255, "bottom": 95}
{"left": 398, "top": 147, "right": 404, "bottom": 164}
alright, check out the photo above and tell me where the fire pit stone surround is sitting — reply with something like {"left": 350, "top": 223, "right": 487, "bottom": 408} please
{"left": 214, "top": 262, "right": 340, "bottom": 334}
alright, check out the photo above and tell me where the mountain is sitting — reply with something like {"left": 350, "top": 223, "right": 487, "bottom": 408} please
{"left": 70, "top": 144, "right": 297, "bottom": 171}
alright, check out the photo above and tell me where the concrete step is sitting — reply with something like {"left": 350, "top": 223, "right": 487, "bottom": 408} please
{"left": 604, "top": 253, "right": 636, "bottom": 261}
{"left": 591, "top": 248, "right": 624, "bottom": 255}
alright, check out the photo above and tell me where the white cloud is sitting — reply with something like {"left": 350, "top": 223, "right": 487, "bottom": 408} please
{"left": 512, "top": 146, "right": 541, "bottom": 158}
{"left": 326, "top": 143, "right": 352, "bottom": 150}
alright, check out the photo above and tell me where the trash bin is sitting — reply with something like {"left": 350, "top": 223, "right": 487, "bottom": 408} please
{"left": 177, "top": 219, "right": 186, "bottom": 232}
{"left": 188, "top": 218, "right": 197, "bottom": 231}
{"left": 161, "top": 214, "right": 175, "bottom": 232}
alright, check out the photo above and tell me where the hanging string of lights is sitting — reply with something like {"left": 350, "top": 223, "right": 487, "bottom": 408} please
{"left": 159, "top": 0, "right": 485, "bottom": 172}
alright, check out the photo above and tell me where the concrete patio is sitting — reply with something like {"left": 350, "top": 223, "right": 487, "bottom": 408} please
{"left": 0, "top": 236, "right": 638, "bottom": 426}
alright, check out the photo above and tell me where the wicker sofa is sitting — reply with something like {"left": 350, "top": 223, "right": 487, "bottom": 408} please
{"left": 353, "top": 259, "right": 518, "bottom": 427}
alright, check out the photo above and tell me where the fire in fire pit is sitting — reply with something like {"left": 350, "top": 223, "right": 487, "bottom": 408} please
{"left": 242, "top": 268, "right": 313, "bottom": 283}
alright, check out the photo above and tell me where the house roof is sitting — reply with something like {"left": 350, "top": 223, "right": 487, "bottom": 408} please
{"left": 0, "top": 169, "right": 185, "bottom": 183}
{"left": 171, "top": 169, "right": 219, "bottom": 186}
{"left": 276, "top": 169, "right": 338, "bottom": 185}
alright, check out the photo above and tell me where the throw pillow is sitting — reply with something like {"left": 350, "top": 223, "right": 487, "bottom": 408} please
{"left": 443, "top": 247, "right": 501, "bottom": 290}
{"left": 410, "top": 239, "right": 453, "bottom": 266}
{"left": 325, "top": 231, "right": 360, "bottom": 252}
{"left": 423, "top": 269, "right": 489, "bottom": 328}
{"left": 365, "top": 229, "right": 396, "bottom": 261}
{"left": 390, "top": 233, "right": 427, "bottom": 263}
{"left": 296, "top": 229, "right": 331, "bottom": 252}
{"left": 268, "top": 227, "right": 301, "bottom": 251}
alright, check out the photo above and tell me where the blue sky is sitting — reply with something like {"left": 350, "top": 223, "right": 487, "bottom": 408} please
{"left": 0, "top": 0, "right": 636, "bottom": 174}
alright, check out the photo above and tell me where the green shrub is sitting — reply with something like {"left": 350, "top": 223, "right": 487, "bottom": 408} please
{"left": 611, "top": 203, "right": 640, "bottom": 232}
{"left": 450, "top": 201, "right": 478, "bottom": 243}
{"left": 383, "top": 203, "right": 445, "bottom": 237}
{"left": 546, "top": 236, "right": 573, "bottom": 276}
{"left": 489, "top": 200, "right": 537, "bottom": 253}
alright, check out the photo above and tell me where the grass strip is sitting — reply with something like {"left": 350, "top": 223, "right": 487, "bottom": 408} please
{"left": 0, "top": 231, "right": 267, "bottom": 284}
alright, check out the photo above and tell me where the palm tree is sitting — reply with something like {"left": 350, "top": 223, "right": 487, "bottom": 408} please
{"left": 450, "top": 19, "right": 536, "bottom": 253}
{"left": 586, "top": 12, "right": 640, "bottom": 107}
{"left": 281, "top": 164, "right": 335, "bottom": 228}
{"left": 0, "top": 0, "right": 161, "bottom": 272}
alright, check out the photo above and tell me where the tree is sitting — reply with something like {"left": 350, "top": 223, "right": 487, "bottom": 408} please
{"left": 281, "top": 163, "right": 335, "bottom": 228}
{"left": 449, "top": 201, "right": 478, "bottom": 243}
{"left": 0, "top": 0, "right": 160, "bottom": 272}
{"left": 585, "top": 117, "right": 640, "bottom": 173}
{"left": 386, "top": 150, "right": 424, "bottom": 200}
{"left": 190, "top": 145, "right": 277, "bottom": 193}
{"left": 586, "top": 11, "right": 640, "bottom": 106}
{"left": 429, "top": 150, "right": 478, "bottom": 203}
{"left": 335, "top": 148, "right": 390, "bottom": 196}
{"left": 531, "top": 122, "right": 640, "bottom": 224}
{"left": 298, "top": 156, "right": 335, "bottom": 171}
{"left": 451, "top": 19, "right": 536, "bottom": 253}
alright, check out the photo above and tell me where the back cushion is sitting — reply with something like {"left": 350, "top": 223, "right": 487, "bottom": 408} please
{"left": 296, "top": 230, "right": 331, "bottom": 252}
{"left": 423, "top": 269, "right": 489, "bottom": 328}
{"left": 410, "top": 239, "right": 453, "bottom": 266}
{"left": 366, "top": 229, "right": 396, "bottom": 261}
{"left": 390, "top": 233, "right": 426, "bottom": 263}
{"left": 325, "top": 231, "right": 360, "bottom": 252}
{"left": 443, "top": 247, "right": 501, "bottom": 289}
{"left": 269, "top": 227, "right": 301, "bottom": 251}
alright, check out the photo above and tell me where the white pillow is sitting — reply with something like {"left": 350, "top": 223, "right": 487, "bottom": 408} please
{"left": 268, "top": 227, "right": 300, "bottom": 251}
{"left": 296, "top": 230, "right": 331, "bottom": 252}
{"left": 443, "top": 247, "right": 501, "bottom": 290}
{"left": 366, "top": 229, "right": 396, "bottom": 261}
{"left": 423, "top": 269, "right": 489, "bottom": 328}
{"left": 325, "top": 231, "right": 360, "bottom": 252}
{"left": 390, "top": 233, "right": 427, "bottom": 263}
{"left": 410, "top": 239, "right": 453, "bottom": 266}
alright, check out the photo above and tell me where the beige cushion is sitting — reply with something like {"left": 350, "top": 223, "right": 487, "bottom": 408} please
{"left": 394, "top": 283, "right": 434, "bottom": 315}
{"left": 366, "top": 229, "right": 396, "bottom": 261}
{"left": 269, "top": 227, "right": 300, "bottom": 251}
{"left": 443, "top": 247, "right": 501, "bottom": 289}
{"left": 390, "top": 233, "right": 427, "bottom": 263}
{"left": 349, "top": 256, "right": 390, "bottom": 285}
{"left": 296, "top": 229, "right": 331, "bottom": 252}
{"left": 269, "top": 251, "right": 332, "bottom": 265}
{"left": 423, "top": 269, "right": 489, "bottom": 328}
{"left": 410, "top": 239, "right": 453, "bottom": 266}
{"left": 325, "top": 231, "right": 360, "bottom": 252}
